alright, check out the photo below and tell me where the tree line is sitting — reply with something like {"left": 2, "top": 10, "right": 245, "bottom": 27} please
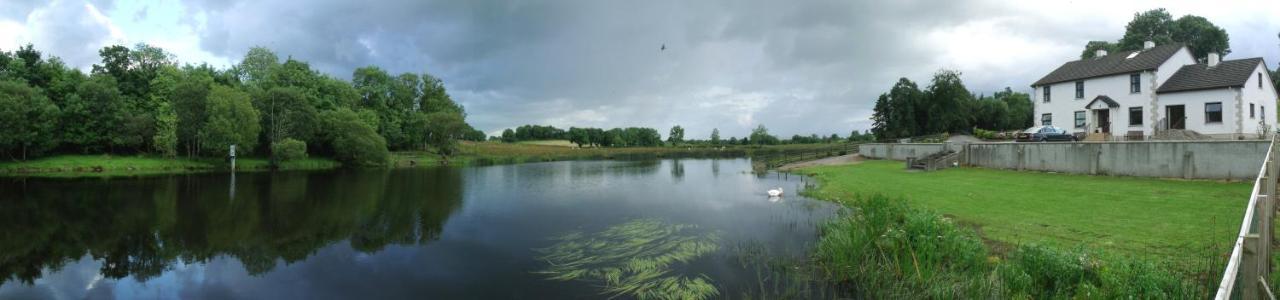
{"left": 0, "top": 44, "right": 485, "bottom": 166}
{"left": 870, "top": 70, "right": 1034, "bottom": 140}
{"left": 499, "top": 123, "right": 868, "bottom": 147}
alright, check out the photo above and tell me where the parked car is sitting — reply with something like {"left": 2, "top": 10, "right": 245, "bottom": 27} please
{"left": 1016, "top": 126, "right": 1077, "bottom": 142}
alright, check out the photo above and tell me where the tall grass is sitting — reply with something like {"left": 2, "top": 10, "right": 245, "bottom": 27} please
{"left": 813, "top": 194, "right": 1204, "bottom": 298}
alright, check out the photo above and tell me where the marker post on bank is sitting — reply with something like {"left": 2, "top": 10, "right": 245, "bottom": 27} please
{"left": 229, "top": 144, "right": 237, "bottom": 171}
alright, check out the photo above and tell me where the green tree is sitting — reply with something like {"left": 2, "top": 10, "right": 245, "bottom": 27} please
{"left": 172, "top": 68, "right": 214, "bottom": 157}
{"left": 0, "top": 80, "right": 60, "bottom": 160}
{"left": 749, "top": 124, "right": 778, "bottom": 145}
{"left": 321, "top": 108, "right": 389, "bottom": 167}
{"left": 153, "top": 102, "right": 178, "bottom": 157}
{"left": 1083, "top": 8, "right": 1230, "bottom": 61}
{"left": 62, "top": 74, "right": 127, "bottom": 153}
{"left": 667, "top": 125, "right": 684, "bottom": 145}
{"left": 1080, "top": 41, "right": 1118, "bottom": 59}
{"left": 923, "top": 69, "right": 973, "bottom": 134}
{"left": 710, "top": 128, "right": 720, "bottom": 145}
{"left": 236, "top": 46, "right": 280, "bottom": 86}
{"left": 567, "top": 127, "right": 590, "bottom": 147}
{"left": 423, "top": 111, "right": 468, "bottom": 158}
{"left": 201, "top": 85, "right": 261, "bottom": 155}
{"left": 257, "top": 87, "right": 319, "bottom": 146}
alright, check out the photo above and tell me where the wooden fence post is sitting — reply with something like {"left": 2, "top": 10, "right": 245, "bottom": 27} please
{"left": 1245, "top": 231, "right": 1261, "bottom": 300}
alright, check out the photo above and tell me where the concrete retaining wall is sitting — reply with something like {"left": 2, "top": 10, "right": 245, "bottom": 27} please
{"left": 862, "top": 141, "right": 1268, "bottom": 180}
{"left": 859, "top": 143, "right": 949, "bottom": 160}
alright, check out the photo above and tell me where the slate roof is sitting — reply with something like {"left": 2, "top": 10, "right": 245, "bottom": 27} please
{"left": 1155, "top": 58, "right": 1265, "bottom": 93}
{"left": 1032, "top": 44, "right": 1185, "bottom": 87}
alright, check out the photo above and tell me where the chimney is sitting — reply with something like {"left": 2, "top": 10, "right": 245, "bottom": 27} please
{"left": 1208, "top": 52, "right": 1220, "bottom": 67}
{"left": 1143, "top": 41, "right": 1155, "bottom": 50}
{"left": 1095, "top": 49, "right": 1108, "bottom": 57}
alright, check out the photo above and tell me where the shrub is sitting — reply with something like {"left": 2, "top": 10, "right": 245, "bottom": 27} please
{"left": 271, "top": 138, "right": 308, "bottom": 161}
{"left": 321, "top": 109, "right": 389, "bottom": 167}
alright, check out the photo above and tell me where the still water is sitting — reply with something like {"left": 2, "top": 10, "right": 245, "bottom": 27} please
{"left": 0, "top": 159, "right": 840, "bottom": 299}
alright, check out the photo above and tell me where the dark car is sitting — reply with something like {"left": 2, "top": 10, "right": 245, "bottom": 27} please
{"left": 1015, "top": 126, "right": 1077, "bottom": 142}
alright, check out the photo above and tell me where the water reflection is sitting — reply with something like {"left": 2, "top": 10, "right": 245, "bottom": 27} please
{"left": 0, "top": 159, "right": 839, "bottom": 299}
{"left": 0, "top": 168, "right": 463, "bottom": 286}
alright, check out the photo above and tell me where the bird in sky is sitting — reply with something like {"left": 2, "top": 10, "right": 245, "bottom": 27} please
{"left": 660, "top": 44, "right": 665, "bottom": 51}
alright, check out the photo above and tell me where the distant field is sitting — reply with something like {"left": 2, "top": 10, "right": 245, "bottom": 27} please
{"left": 801, "top": 160, "right": 1249, "bottom": 268}
{"left": 515, "top": 140, "right": 579, "bottom": 147}
{"left": 391, "top": 141, "right": 853, "bottom": 167}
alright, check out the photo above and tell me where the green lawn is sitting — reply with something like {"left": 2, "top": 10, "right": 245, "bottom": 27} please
{"left": 801, "top": 160, "right": 1250, "bottom": 265}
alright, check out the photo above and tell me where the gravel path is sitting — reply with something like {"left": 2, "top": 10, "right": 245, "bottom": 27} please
{"left": 777, "top": 154, "right": 865, "bottom": 171}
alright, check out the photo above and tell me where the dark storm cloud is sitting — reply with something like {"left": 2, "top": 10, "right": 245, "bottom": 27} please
{"left": 180, "top": 0, "right": 1025, "bottom": 137}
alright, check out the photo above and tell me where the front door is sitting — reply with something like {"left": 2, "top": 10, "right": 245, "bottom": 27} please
{"left": 1095, "top": 110, "right": 1110, "bottom": 133}
{"left": 1167, "top": 105, "right": 1186, "bottom": 130}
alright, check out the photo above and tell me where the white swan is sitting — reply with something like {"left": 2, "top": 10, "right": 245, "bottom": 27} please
{"left": 767, "top": 187, "right": 784, "bottom": 197}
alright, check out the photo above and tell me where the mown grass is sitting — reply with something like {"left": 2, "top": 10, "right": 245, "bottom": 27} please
{"left": 814, "top": 194, "right": 1204, "bottom": 298}
{"left": 0, "top": 155, "right": 341, "bottom": 178}
{"left": 801, "top": 160, "right": 1247, "bottom": 265}
{"left": 798, "top": 160, "right": 1252, "bottom": 297}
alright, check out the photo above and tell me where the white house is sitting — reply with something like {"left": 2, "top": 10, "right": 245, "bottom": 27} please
{"left": 1032, "top": 42, "right": 1277, "bottom": 140}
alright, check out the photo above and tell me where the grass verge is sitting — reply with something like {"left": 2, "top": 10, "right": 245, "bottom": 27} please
{"left": 0, "top": 155, "right": 341, "bottom": 178}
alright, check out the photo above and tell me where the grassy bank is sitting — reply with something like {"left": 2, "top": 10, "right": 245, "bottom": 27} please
{"left": 798, "top": 160, "right": 1251, "bottom": 297}
{"left": 0, "top": 155, "right": 341, "bottom": 177}
{"left": 814, "top": 194, "right": 1201, "bottom": 298}
{"left": 391, "top": 140, "right": 852, "bottom": 167}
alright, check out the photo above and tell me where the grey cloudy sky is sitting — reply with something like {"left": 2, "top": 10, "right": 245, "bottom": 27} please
{"left": 2, "top": 0, "right": 1278, "bottom": 138}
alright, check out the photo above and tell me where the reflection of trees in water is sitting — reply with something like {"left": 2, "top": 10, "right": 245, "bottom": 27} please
{"left": 0, "top": 168, "right": 464, "bottom": 285}
{"left": 670, "top": 159, "right": 685, "bottom": 180}
{"left": 607, "top": 160, "right": 661, "bottom": 176}
{"left": 711, "top": 160, "right": 720, "bottom": 177}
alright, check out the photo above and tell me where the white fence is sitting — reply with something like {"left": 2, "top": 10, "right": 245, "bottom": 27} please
{"left": 1216, "top": 135, "right": 1278, "bottom": 299}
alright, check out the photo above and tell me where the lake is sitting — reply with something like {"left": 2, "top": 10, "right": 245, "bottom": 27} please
{"left": 0, "top": 159, "right": 842, "bottom": 299}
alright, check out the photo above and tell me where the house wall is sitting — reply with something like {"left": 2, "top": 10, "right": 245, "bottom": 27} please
{"left": 1155, "top": 47, "right": 1197, "bottom": 87}
{"left": 1156, "top": 88, "right": 1242, "bottom": 138}
{"left": 1034, "top": 71, "right": 1156, "bottom": 136}
{"left": 1032, "top": 46, "right": 1199, "bottom": 139}
{"left": 960, "top": 140, "right": 1267, "bottom": 180}
{"left": 1240, "top": 62, "right": 1279, "bottom": 137}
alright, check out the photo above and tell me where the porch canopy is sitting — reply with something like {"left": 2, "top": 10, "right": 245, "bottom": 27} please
{"left": 1085, "top": 95, "right": 1119, "bottom": 110}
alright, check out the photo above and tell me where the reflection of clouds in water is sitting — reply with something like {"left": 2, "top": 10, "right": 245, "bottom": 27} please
{"left": 0, "top": 159, "right": 838, "bottom": 298}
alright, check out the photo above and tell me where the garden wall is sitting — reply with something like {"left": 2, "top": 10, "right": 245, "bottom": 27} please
{"left": 858, "top": 143, "right": 949, "bottom": 161}
{"left": 860, "top": 141, "right": 1268, "bottom": 180}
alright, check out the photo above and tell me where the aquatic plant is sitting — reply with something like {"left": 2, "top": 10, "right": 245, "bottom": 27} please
{"left": 534, "top": 219, "right": 722, "bottom": 300}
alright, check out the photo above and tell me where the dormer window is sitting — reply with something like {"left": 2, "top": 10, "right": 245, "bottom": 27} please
{"left": 1075, "top": 81, "right": 1084, "bottom": 99}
